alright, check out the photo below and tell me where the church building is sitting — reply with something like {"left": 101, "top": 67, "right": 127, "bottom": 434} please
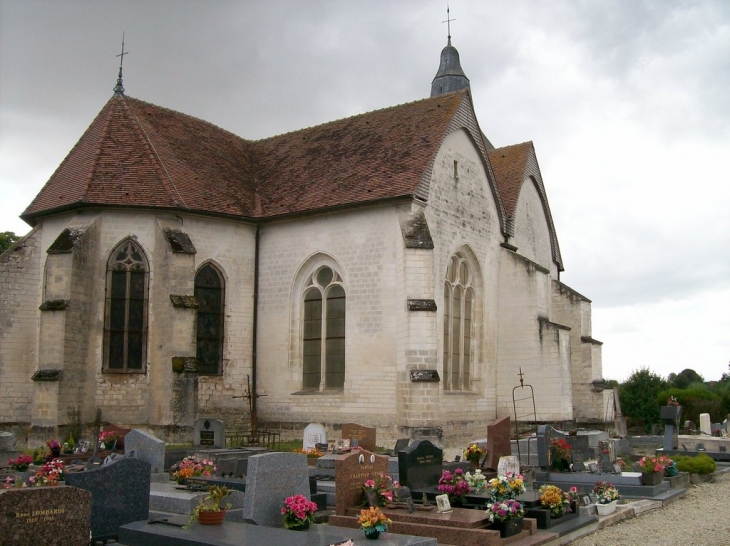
{"left": 0, "top": 37, "right": 610, "bottom": 447}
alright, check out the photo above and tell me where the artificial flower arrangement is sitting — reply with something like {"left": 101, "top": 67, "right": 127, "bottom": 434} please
{"left": 484, "top": 498, "right": 524, "bottom": 523}
{"left": 171, "top": 455, "right": 217, "bottom": 483}
{"left": 281, "top": 493, "right": 318, "bottom": 529}
{"left": 592, "top": 481, "right": 620, "bottom": 505}
{"left": 295, "top": 447, "right": 325, "bottom": 458}
{"left": 486, "top": 472, "right": 526, "bottom": 501}
{"left": 550, "top": 438, "right": 571, "bottom": 470}
{"left": 437, "top": 468, "right": 471, "bottom": 503}
{"left": 638, "top": 455, "right": 671, "bottom": 474}
{"left": 8, "top": 454, "right": 33, "bottom": 472}
{"left": 666, "top": 396, "right": 680, "bottom": 407}
{"left": 357, "top": 506, "right": 392, "bottom": 532}
{"left": 465, "top": 469, "right": 487, "bottom": 493}
{"left": 538, "top": 484, "right": 570, "bottom": 517}
{"left": 363, "top": 472, "right": 400, "bottom": 506}
{"left": 567, "top": 486, "right": 580, "bottom": 508}
{"left": 35, "top": 458, "right": 65, "bottom": 486}
{"left": 46, "top": 439, "right": 61, "bottom": 452}
{"left": 184, "top": 485, "right": 232, "bottom": 528}
{"left": 99, "top": 431, "right": 117, "bottom": 445}
{"left": 463, "top": 443, "right": 486, "bottom": 463}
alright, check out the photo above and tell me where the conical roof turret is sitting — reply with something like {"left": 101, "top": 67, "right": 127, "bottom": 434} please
{"left": 431, "top": 37, "right": 470, "bottom": 97}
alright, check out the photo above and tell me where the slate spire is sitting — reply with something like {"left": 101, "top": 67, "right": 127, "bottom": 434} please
{"left": 430, "top": 7, "right": 470, "bottom": 97}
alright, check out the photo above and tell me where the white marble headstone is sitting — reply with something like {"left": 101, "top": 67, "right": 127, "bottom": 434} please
{"left": 303, "top": 423, "right": 326, "bottom": 450}
{"left": 699, "top": 413, "right": 712, "bottom": 435}
{"left": 497, "top": 455, "right": 520, "bottom": 477}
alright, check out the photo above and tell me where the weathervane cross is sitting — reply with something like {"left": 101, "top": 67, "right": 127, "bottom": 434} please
{"left": 117, "top": 32, "right": 128, "bottom": 66}
{"left": 114, "top": 32, "right": 128, "bottom": 95}
{"left": 442, "top": 5, "right": 455, "bottom": 39}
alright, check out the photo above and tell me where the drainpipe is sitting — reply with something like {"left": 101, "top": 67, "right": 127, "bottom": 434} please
{"left": 251, "top": 223, "right": 261, "bottom": 434}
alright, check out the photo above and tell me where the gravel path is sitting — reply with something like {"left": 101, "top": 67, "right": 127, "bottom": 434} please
{"left": 567, "top": 470, "right": 730, "bottom": 546}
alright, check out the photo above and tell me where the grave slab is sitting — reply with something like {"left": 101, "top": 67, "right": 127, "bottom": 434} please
{"left": 118, "top": 519, "right": 437, "bottom": 546}
{"left": 0, "top": 485, "right": 91, "bottom": 545}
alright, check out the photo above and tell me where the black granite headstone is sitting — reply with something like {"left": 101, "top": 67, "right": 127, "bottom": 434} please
{"left": 397, "top": 440, "right": 442, "bottom": 490}
{"left": 65, "top": 456, "right": 151, "bottom": 540}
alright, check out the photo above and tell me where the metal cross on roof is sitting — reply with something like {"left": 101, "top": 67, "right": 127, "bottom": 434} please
{"left": 113, "top": 33, "right": 128, "bottom": 95}
{"left": 518, "top": 367, "right": 525, "bottom": 387}
{"left": 442, "top": 5, "right": 455, "bottom": 40}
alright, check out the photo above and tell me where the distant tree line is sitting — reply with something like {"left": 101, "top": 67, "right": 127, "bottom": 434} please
{"left": 618, "top": 364, "right": 730, "bottom": 433}
{"left": 0, "top": 231, "right": 20, "bottom": 253}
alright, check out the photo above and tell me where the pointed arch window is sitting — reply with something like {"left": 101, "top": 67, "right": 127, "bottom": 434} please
{"left": 195, "top": 264, "right": 225, "bottom": 375}
{"left": 302, "top": 266, "right": 346, "bottom": 390}
{"left": 104, "top": 239, "right": 149, "bottom": 373}
{"left": 443, "top": 253, "right": 474, "bottom": 390}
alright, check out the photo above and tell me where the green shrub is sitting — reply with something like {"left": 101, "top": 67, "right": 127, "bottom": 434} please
{"left": 656, "top": 387, "right": 723, "bottom": 424}
{"left": 672, "top": 453, "right": 716, "bottom": 474}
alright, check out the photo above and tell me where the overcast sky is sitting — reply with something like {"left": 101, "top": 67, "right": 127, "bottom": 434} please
{"left": 1, "top": 0, "right": 728, "bottom": 383}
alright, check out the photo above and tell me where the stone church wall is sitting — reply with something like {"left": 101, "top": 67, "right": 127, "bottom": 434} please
{"left": 0, "top": 227, "right": 42, "bottom": 428}
{"left": 511, "top": 177, "right": 554, "bottom": 273}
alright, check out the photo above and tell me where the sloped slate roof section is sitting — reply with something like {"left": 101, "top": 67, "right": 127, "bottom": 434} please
{"left": 253, "top": 91, "right": 465, "bottom": 218}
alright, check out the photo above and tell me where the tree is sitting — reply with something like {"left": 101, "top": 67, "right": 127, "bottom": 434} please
{"left": 669, "top": 368, "right": 705, "bottom": 389}
{"left": 0, "top": 231, "right": 19, "bottom": 253}
{"left": 618, "top": 368, "right": 667, "bottom": 432}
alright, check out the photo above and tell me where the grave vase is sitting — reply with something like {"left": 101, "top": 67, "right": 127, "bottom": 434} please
{"left": 363, "top": 528, "right": 380, "bottom": 540}
{"left": 50, "top": 447, "right": 61, "bottom": 458}
{"left": 641, "top": 471, "right": 663, "bottom": 486}
{"left": 287, "top": 519, "right": 310, "bottom": 531}
{"left": 491, "top": 517, "right": 523, "bottom": 538}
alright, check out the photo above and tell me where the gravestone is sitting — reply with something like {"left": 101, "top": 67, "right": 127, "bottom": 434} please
{"left": 334, "top": 450, "right": 389, "bottom": 516}
{"left": 699, "top": 413, "right": 711, "bottom": 435}
{"left": 124, "top": 429, "right": 165, "bottom": 473}
{"left": 303, "top": 423, "right": 327, "bottom": 450}
{"left": 536, "top": 425, "right": 553, "bottom": 470}
{"left": 0, "top": 431, "right": 16, "bottom": 451}
{"left": 234, "top": 457, "right": 249, "bottom": 478}
{"left": 496, "top": 455, "right": 520, "bottom": 477}
{"left": 242, "top": 452, "right": 311, "bottom": 527}
{"left": 65, "top": 456, "right": 151, "bottom": 539}
{"left": 397, "top": 440, "right": 442, "bottom": 490}
{"left": 341, "top": 423, "right": 376, "bottom": 451}
{"left": 103, "top": 423, "right": 132, "bottom": 449}
{"left": 194, "top": 418, "right": 225, "bottom": 448}
{"left": 0, "top": 485, "right": 91, "bottom": 544}
{"left": 565, "top": 434, "right": 591, "bottom": 463}
{"left": 597, "top": 440, "right": 616, "bottom": 473}
{"left": 485, "top": 416, "right": 511, "bottom": 470}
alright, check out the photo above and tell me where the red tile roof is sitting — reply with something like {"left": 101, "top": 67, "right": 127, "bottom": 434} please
{"left": 22, "top": 91, "right": 468, "bottom": 223}
{"left": 487, "top": 142, "right": 532, "bottom": 218}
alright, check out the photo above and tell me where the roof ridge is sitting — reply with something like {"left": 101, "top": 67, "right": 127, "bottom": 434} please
{"left": 253, "top": 90, "right": 468, "bottom": 144}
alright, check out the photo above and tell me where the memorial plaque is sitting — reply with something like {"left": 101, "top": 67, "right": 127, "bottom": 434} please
{"left": 193, "top": 418, "right": 224, "bottom": 448}
{"left": 0, "top": 486, "right": 91, "bottom": 544}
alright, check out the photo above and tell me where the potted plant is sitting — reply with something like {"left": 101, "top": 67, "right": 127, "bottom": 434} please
{"left": 34, "top": 458, "right": 65, "bottom": 486}
{"left": 638, "top": 455, "right": 671, "bottom": 485}
{"left": 281, "top": 493, "right": 318, "bottom": 530}
{"left": 463, "top": 443, "right": 486, "bottom": 469}
{"left": 8, "top": 454, "right": 33, "bottom": 473}
{"left": 437, "top": 468, "right": 470, "bottom": 505}
{"left": 98, "top": 431, "right": 117, "bottom": 450}
{"left": 357, "top": 506, "right": 392, "bottom": 540}
{"left": 486, "top": 472, "right": 526, "bottom": 502}
{"left": 171, "top": 455, "right": 217, "bottom": 485}
{"left": 484, "top": 499, "right": 524, "bottom": 538}
{"left": 550, "top": 438, "right": 572, "bottom": 471}
{"left": 46, "top": 439, "right": 61, "bottom": 458}
{"left": 538, "top": 485, "right": 570, "bottom": 518}
{"left": 593, "top": 481, "right": 620, "bottom": 514}
{"left": 362, "top": 473, "right": 400, "bottom": 506}
{"left": 185, "top": 485, "right": 232, "bottom": 527}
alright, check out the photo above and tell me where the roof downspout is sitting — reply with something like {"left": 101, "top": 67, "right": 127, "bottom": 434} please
{"left": 251, "top": 223, "right": 261, "bottom": 434}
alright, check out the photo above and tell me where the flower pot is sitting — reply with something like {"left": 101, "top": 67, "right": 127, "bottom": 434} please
{"left": 595, "top": 501, "right": 617, "bottom": 515}
{"left": 641, "top": 471, "right": 663, "bottom": 486}
{"left": 470, "top": 460, "right": 480, "bottom": 471}
{"left": 103, "top": 442, "right": 115, "bottom": 451}
{"left": 197, "top": 509, "right": 227, "bottom": 525}
{"left": 550, "top": 458, "right": 570, "bottom": 472}
{"left": 364, "top": 528, "right": 380, "bottom": 540}
{"left": 550, "top": 507, "right": 566, "bottom": 519}
{"left": 287, "top": 520, "right": 310, "bottom": 531}
{"left": 491, "top": 517, "right": 523, "bottom": 538}
{"left": 50, "top": 447, "right": 61, "bottom": 458}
